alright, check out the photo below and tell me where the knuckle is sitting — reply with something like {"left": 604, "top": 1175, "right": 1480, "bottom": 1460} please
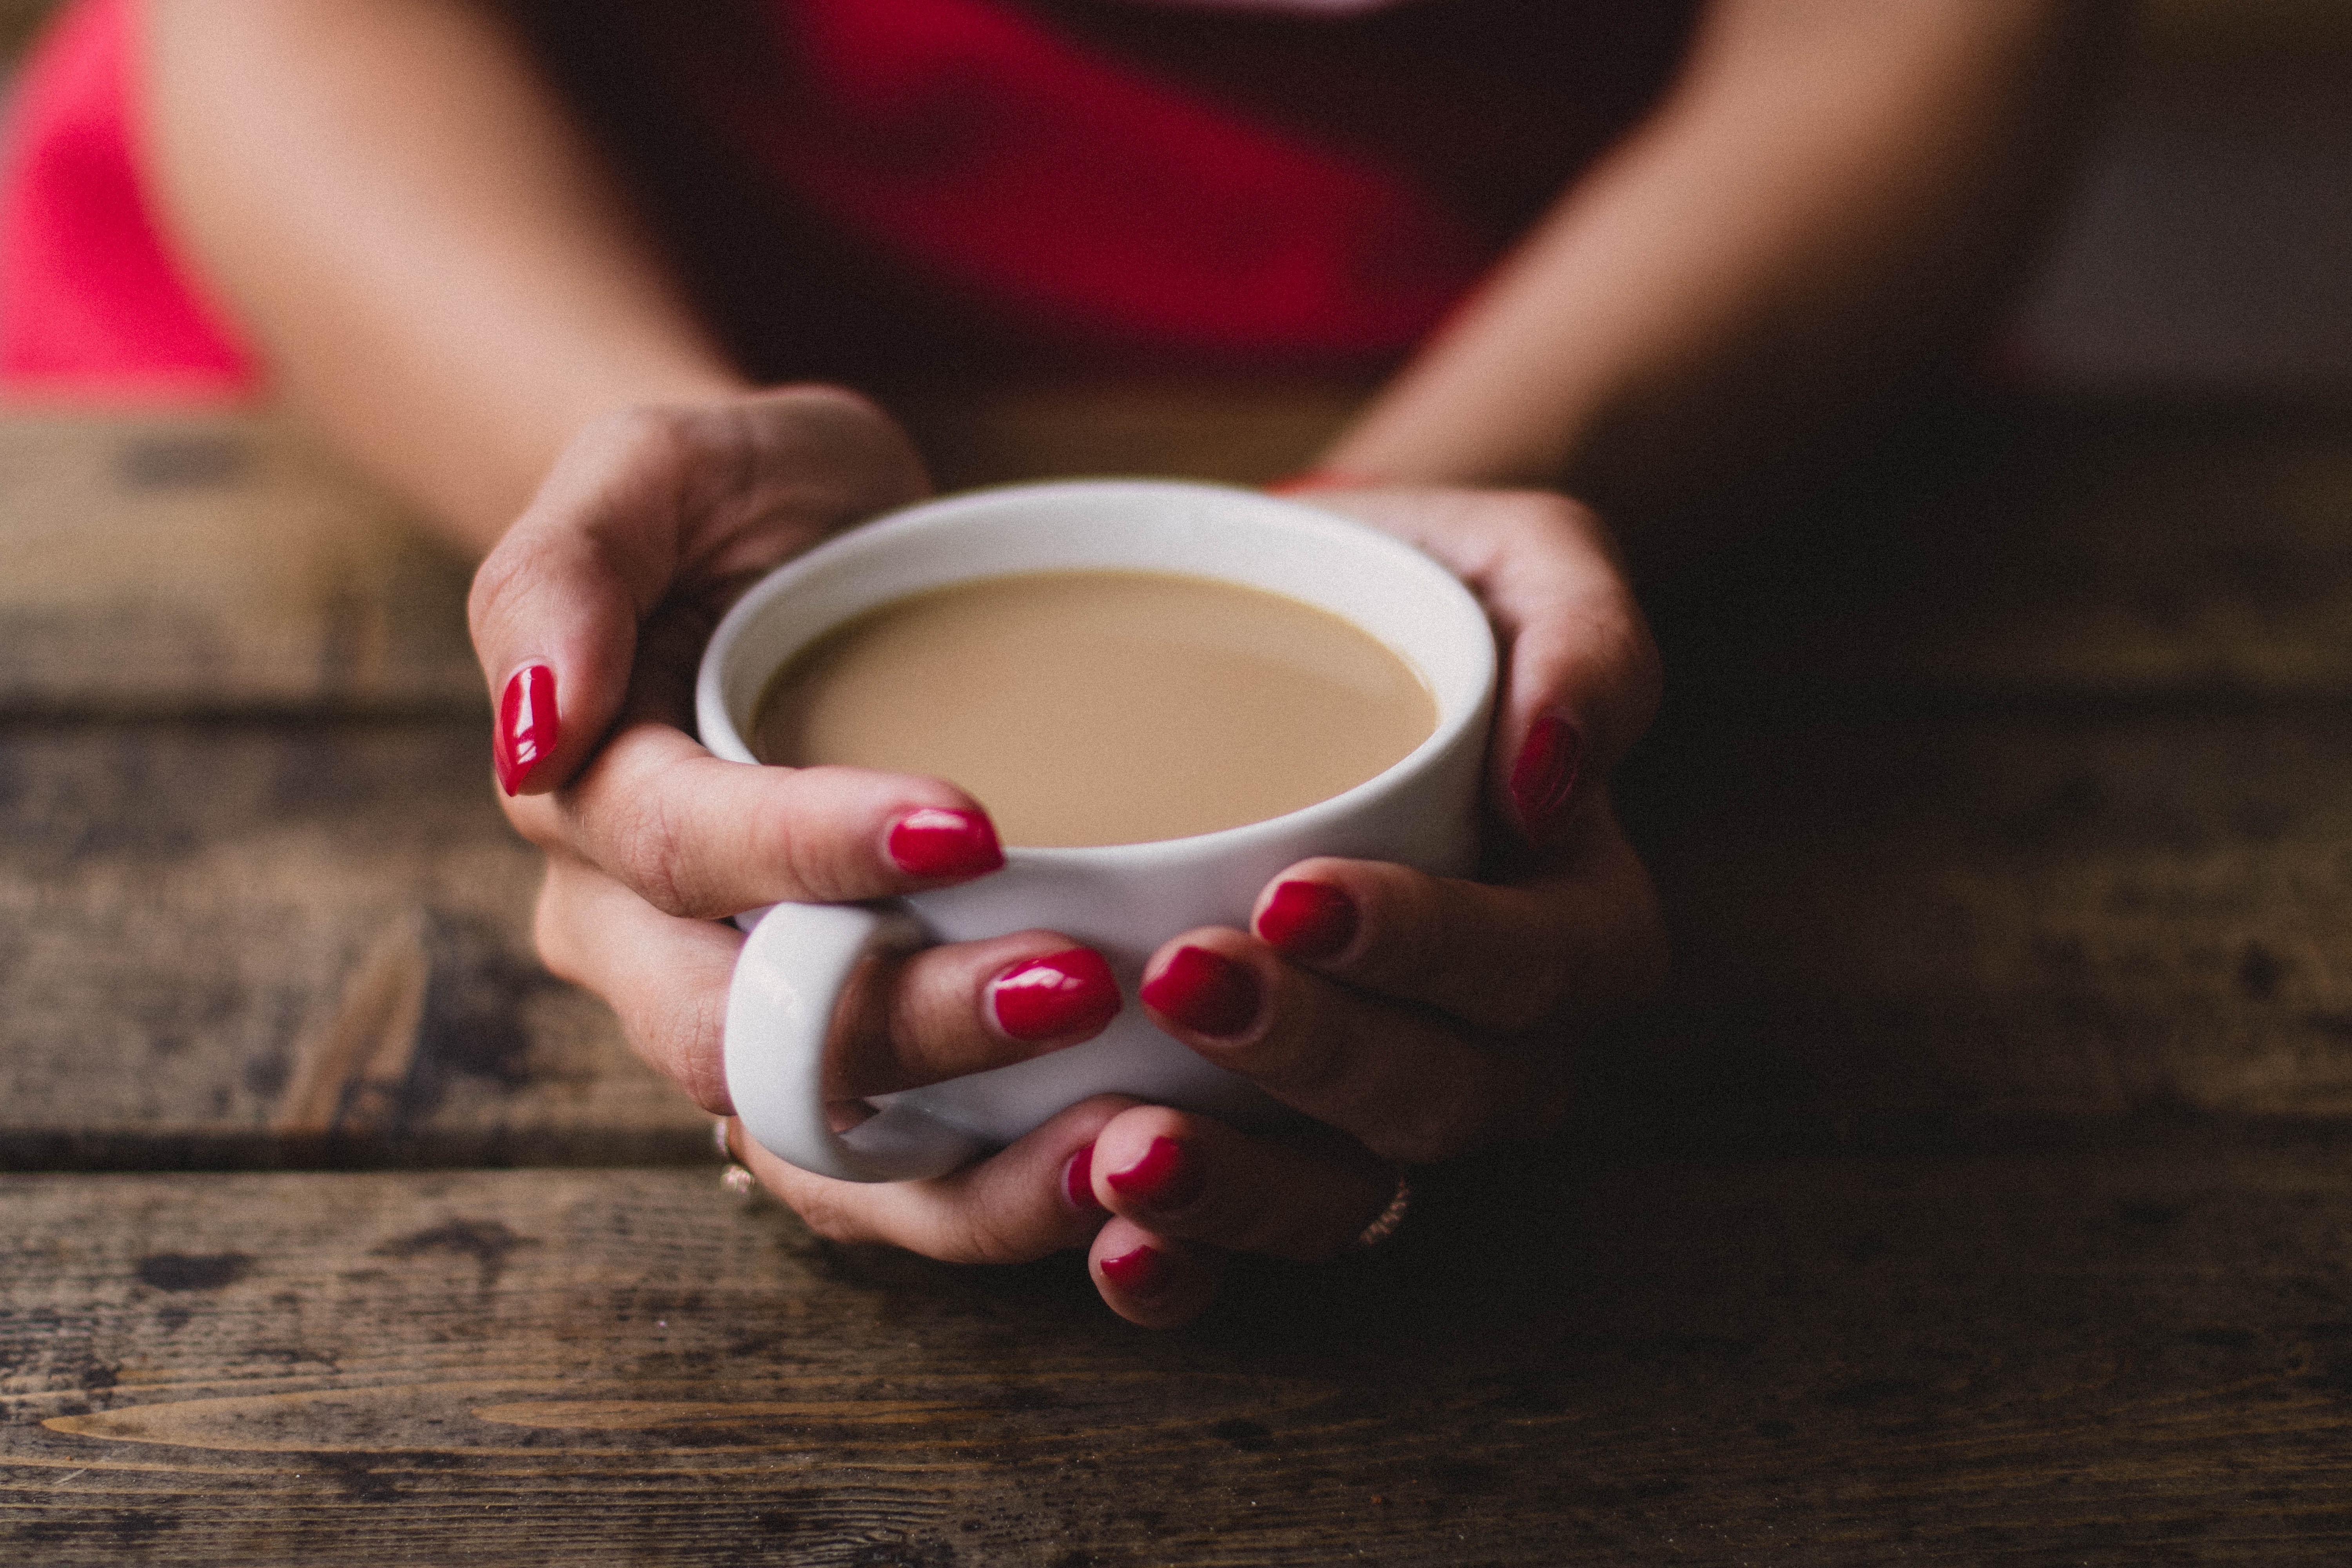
{"left": 946, "top": 1209, "right": 1051, "bottom": 1268}
{"left": 1377, "top": 1120, "right": 1470, "bottom": 1168}
{"left": 1261, "top": 1016, "right": 1355, "bottom": 1103}
{"left": 787, "top": 1182, "right": 872, "bottom": 1246}
{"left": 1486, "top": 946, "right": 1573, "bottom": 1035}
{"left": 612, "top": 789, "right": 708, "bottom": 918}
{"left": 598, "top": 403, "right": 697, "bottom": 463}
{"left": 465, "top": 541, "right": 527, "bottom": 641}
{"left": 647, "top": 991, "right": 730, "bottom": 1115}
{"left": 1519, "top": 488, "right": 1590, "bottom": 534}
{"left": 1377, "top": 1065, "right": 1500, "bottom": 1165}
{"left": 773, "top": 381, "right": 892, "bottom": 432}
{"left": 757, "top": 808, "right": 862, "bottom": 905}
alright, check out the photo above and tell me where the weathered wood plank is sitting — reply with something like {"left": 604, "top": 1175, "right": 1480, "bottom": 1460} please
{"left": 1825, "top": 400, "right": 2352, "bottom": 704}
{"left": 5, "top": 1143, "right": 2352, "bottom": 1563}
{"left": 9, "top": 396, "right": 2352, "bottom": 717}
{"left": 1640, "top": 398, "right": 2352, "bottom": 717}
{"left": 0, "top": 720, "right": 705, "bottom": 1167}
{"left": 0, "top": 417, "right": 483, "bottom": 716}
{"left": 1633, "top": 710, "right": 2352, "bottom": 1126}
{"left": 14, "top": 708, "right": 2352, "bottom": 1159}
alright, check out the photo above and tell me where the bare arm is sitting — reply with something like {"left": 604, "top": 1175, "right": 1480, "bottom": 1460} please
{"left": 144, "top": 0, "right": 746, "bottom": 551}
{"left": 1317, "top": 0, "right": 2119, "bottom": 558}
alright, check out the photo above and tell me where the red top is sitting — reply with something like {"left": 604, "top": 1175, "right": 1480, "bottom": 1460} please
{"left": 0, "top": 0, "right": 1691, "bottom": 397}
{"left": 0, "top": 0, "right": 254, "bottom": 397}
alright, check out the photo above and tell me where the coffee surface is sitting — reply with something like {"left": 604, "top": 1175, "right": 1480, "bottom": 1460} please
{"left": 752, "top": 570, "right": 1437, "bottom": 847}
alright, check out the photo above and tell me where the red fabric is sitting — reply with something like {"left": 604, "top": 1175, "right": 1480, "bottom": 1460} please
{"left": 0, "top": 0, "right": 1495, "bottom": 396}
{"left": 739, "top": 0, "right": 1487, "bottom": 357}
{"left": 0, "top": 0, "right": 258, "bottom": 398}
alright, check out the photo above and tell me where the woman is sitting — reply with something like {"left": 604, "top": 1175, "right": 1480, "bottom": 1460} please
{"left": 2, "top": 0, "right": 2114, "bottom": 1324}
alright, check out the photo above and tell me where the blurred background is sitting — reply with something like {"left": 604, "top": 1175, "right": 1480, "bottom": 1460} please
{"left": 5, "top": 0, "right": 2348, "bottom": 398}
{"left": 2012, "top": 0, "right": 2350, "bottom": 391}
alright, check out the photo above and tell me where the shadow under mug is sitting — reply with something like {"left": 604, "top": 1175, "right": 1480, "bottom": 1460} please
{"left": 696, "top": 480, "right": 1497, "bottom": 1182}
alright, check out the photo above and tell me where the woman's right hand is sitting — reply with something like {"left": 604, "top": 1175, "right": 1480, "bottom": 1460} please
{"left": 468, "top": 388, "right": 1158, "bottom": 1282}
{"left": 469, "top": 386, "right": 1127, "bottom": 1110}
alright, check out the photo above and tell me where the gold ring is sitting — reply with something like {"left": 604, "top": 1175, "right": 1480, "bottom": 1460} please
{"left": 1354, "top": 1169, "right": 1412, "bottom": 1250}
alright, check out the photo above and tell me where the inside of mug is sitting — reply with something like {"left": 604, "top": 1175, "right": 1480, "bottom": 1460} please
{"left": 707, "top": 481, "right": 1494, "bottom": 773}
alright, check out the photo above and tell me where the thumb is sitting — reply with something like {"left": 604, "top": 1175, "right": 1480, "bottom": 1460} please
{"left": 466, "top": 390, "right": 931, "bottom": 795}
{"left": 467, "top": 416, "right": 680, "bottom": 796}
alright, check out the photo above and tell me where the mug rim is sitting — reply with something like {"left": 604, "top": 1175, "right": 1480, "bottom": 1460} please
{"left": 694, "top": 478, "right": 1497, "bottom": 865}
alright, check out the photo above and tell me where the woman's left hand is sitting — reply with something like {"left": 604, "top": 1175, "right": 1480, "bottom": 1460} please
{"left": 733, "top": 486, "right": 1667, "bottom": 1327}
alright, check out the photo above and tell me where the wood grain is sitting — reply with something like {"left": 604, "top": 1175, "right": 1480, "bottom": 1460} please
{"left": 1632, "top": 711, "right": 2352, "bottom": 1127}
{"left": 0, "top": 417, "right": 481, "bottom": 717}
{"left": 6, "top": 1147, "right": 2352, "bottom": 1564}
{"left": 15, "top": 706, "right": 2352, "bottom": 1159}
{"left": 7, "top": 398, "right": 2348, "bottom": 719}
{"left": 0, "top": 720, "right": 704, "bottom": 1168}
{"left": 1641, "top": 398, "right": 2352, "bottom": 715}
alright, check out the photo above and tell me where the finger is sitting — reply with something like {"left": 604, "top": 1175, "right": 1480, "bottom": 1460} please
{"left": 533, "top": 854, "right": 739, "bottom": 1113}
{"left": 1139, "top": 928, "right": 1562, "bottom": 1165}
{"left": 1084, "top": 1105, "right": 1395, "bottom": 1263}
{"left": 510, "top": 716, "right": 1006, "bottom": 916}
{"left": 730, "top": 1097, "right": 1128, "bottom": 1265}
{"left": 468, "top": 388, "right": 928, "bottom": 797}
{"left": 1292, "top": 488, "right": 1661, "bottom": 845}
{"left": 538, "top": 854, "right": 1119, "bottom": 1112}
{"left": 1089, "top": 1218, "right": 1226, "bottom": 1329}
{"left": 827, "top": 931, "right": 1123, "bottom": 1100}
{"left": 1249, "top": 808, "right": 1668, "bottom": 1034}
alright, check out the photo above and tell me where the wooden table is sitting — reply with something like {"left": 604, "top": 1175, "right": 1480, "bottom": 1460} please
{"left": 6, "top": 388, "right": 2352, "bottom": 1563}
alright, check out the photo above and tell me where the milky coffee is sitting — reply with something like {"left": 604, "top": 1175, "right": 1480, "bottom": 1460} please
{"left": 751, "top": 569, "right": 1437, "bottom": 848}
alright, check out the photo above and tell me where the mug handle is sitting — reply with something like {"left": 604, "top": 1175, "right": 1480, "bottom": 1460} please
{"left": 724, "top": 902, "right": 992, "bottom": 1183}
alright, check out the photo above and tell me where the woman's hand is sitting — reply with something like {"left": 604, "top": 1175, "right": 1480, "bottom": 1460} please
{"left": 470, "top": 387, "right": 1126, "bottom": 1122}
{"left": 1078, "top": 486, "right": 1668, "bottom": 1325}
{"left": 724, "top": 486, "right": 1667, "bottom": 1329}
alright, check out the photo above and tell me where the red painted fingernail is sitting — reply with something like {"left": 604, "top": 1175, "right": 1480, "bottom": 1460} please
{"left": 1258, "top": 881, "right": 1357, "bottom": 960}
{"left": 1063, "top": 1142, "right": 1106, "bottom": 1213}
{"left": 1139, "top": 947, "right": 1261, "bottom": 1038}
{"left": 1107, "top": 1136, "right": 1205, "bottom": 1212}
{"left": 886, "top": 808, "right": 1004, "bottom": 878}
{"left": 495, "top": 664, "right": 559, "bottom": 796}
{"left": 1509, "top": 713, "right": 1583, "bottom": 840}
{"left": 991, "top": 949, "right": 1121, "bottom": 1042}
{"left": 1099, "top": 1243, "right": 1170, "bottom": 1296}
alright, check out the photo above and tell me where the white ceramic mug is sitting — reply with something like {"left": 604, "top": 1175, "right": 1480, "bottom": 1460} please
{"left": 697, "top": 480, "right": 1496, "bottom": 1182}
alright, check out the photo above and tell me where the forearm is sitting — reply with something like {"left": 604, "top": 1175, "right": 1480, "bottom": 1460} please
{"left": 1319, "top": 0, "right": 2119, "bottom": 552}
{"left": 144, "top": 0, "right": 744, "bottom": 552}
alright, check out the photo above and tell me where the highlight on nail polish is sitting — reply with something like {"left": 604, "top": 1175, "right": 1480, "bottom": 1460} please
{"left": 1105, "top": 1135, "right": 1204, "bottom": 1212}
{"left": 991, "top": 948, "right": 1121, "bottom": 1042}
{"left": 1138, "top": 946, "right": 1260, "bottom": 1038}
{"left": 885, "top": 806, "right": 1005, "bottom": 879}
{"left": 495, "top": 663, "right": 559, "bottom": 796}
{"left": 1098, "top": 1243, "right": 1169, "bottom": 1296}
{"left": 1257, "top": 880, "right": 1357, "bottom": 960}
